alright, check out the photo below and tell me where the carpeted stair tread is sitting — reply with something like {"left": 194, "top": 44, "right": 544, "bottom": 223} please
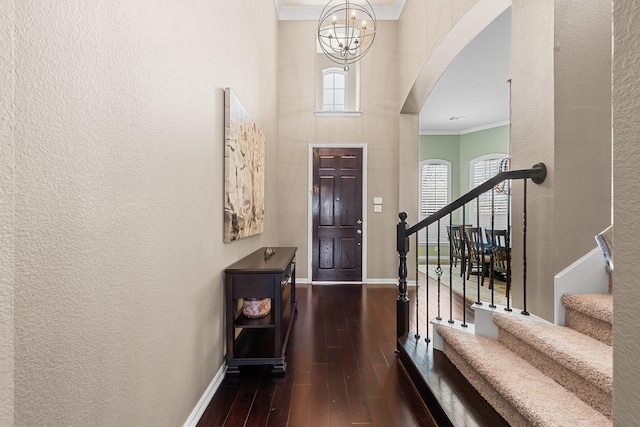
{"left": 561, "top": 293, "right": 612, "bottom": 324}
{"left": 492, "top": 313, "right": 612, "bottom": 394}
{"left": 437, "top": 326, "right": 611, "bottom": 426}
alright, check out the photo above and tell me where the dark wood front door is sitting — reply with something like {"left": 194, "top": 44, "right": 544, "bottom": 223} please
{"left": 312, "top": 147, "right": 363, "bottom": 282}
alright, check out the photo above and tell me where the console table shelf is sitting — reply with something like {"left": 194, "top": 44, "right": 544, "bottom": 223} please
{"left": 225, "top": 247, "right": 297, "bottom": 375}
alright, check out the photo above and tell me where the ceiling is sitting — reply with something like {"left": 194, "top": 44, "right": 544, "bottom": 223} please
{"left": 274, "top": 1, "right": 511, "bottom": 135}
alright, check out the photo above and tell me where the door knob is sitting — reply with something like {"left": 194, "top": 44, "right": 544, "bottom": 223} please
{"left": 357, "top": 219, "right": 362, "bottom": 224}
{"left": 357, "top": 230, "right": 362, "bottom": 234}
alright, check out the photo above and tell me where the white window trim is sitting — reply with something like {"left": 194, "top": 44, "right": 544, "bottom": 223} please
{"left": 419, "top": 159, "right": 451, "bottom": 245}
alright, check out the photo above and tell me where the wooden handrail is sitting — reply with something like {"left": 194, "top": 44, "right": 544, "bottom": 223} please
{"left": 405, "top": 163, "right": 546, "bottom": 236}
{"left": 396, "top": 162, "right": 546, "bottom": 339}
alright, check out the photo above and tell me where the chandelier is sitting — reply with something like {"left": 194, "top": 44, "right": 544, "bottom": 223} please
{"left": 317, "top": 0, "right": 377, "bottom": 71}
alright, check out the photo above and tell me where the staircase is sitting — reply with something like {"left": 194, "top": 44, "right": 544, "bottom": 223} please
{"left": 436, "top": 293, "right": 613, "bottom": 426}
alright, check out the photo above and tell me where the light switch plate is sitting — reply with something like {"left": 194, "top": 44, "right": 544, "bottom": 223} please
{"left": 373, "top": 197, "right": 383, "bottom": 205}
{"left": 374, "top": 205, "right": 382, "bottom": 213}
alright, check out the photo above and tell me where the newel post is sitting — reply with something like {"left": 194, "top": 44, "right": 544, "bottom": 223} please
{"left": 397, "top": 212, "right": 410, "bottom": 338}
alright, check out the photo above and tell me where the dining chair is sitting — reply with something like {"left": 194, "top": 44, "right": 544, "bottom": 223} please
{"left": 485, "top": 229, "right": 511, "bottom": 295}
{"left": 446, "top": 225, "right": 465, "bottom": 277}
{"left": 463, "top": 227, "right": 491, "bottom": 287}
{"left": 485, "top": 228, "right": 509, "bottom": 249}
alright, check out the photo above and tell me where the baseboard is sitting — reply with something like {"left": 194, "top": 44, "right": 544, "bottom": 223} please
{"left": 300, "top": 278, "right": 411, "bottom": 286}
{"left": 183, "top": 363, "right": 227, "bottom": 427}
{"left": 366, "top": 278, "right": 415, "bottom": 285}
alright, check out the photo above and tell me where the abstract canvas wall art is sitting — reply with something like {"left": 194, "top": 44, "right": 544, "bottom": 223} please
{"left": 224, "top": 88, "right": 265, "bottom": 242}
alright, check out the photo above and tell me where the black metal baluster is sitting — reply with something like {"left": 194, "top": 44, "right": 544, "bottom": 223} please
{"left": 397, "top": 213, "right": 410, "bottom": 337}
{"left": 505, "top": 179, "right": 512, "bottom": 312}
{"left": 449, "top": 212, "right": 455, "bottom": 324}
{"left": 429, "top": 221, "right": 440, "bottom": 344}
{"left": 489, "top": 185, "right": 496, "bottom": 308}
{"left": 415, "top": 233, "right": 420, "bottom": 339}
{"left": 521, "top": 179, "right": 529, "bottom": 316}
{"left": 475, "top": 197, "right": 481, "bottom": 306}
{"left": 441, "top": 215, "right": 451, "bottom": 323}
{"left": 458, "top": 205, "right": 471, "bottom": 325}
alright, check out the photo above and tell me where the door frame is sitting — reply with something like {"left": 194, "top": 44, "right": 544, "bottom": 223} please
{"left": 308, "top": 143, "right": 368, "bottom": 284}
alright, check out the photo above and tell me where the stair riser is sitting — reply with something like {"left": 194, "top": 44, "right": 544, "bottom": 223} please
{"left": 498, "top": 329, "right": 611, "bottom": 418}
{"left": 565, "top": 308, "right": 612, "bottom": 346}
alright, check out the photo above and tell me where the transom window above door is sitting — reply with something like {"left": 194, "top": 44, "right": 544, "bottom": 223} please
{"left": 322, "top": 68, "right": 347, "bottom": 111}
{"left": 314, "top": 49, "right": 361, "bottom": 115}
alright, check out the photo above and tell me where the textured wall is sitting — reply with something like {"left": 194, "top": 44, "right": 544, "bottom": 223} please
{"left": 613, "top": 0, "right": 640, "bottom": 423}
{"left": 1, "top": 0, "right": 15, "bottom": 425}
{"left": 397, "top": 0, "right": 478, "bottom": 112}
{"left": 278, "top": 20, "right": 401, "bottom": 281}
{"left": 511, "top": 0, "right": 611, "bottom": 321}
{"left": 511, "top": 0, "right": 557, "bottom": 321}
{"left": 13, "top": 1, "right": 279, "bottom": 425}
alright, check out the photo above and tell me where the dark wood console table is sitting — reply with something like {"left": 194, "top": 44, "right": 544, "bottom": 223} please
{"left": 225, "top": 247, "right": 297, "bottom": 375}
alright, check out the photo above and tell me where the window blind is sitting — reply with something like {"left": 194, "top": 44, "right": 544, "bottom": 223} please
{"left": 420, "top": 162, "right": 449, "bottom": 244}
{"left": 473, "top": 158, "right": 509, "bottom": 215}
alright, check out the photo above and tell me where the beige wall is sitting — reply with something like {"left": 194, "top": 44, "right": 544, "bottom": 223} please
{"left": 398, "top": 0, "right": 478, "bottom": 112}
{"left": 278, "top": 20, "right": 401, "bottom": 281}
{"left": 11, "top": 1, "right": 279, "bottom": 425}
{"left": 511, "top": 0, "right": 611, "bottom": 320}
{"left": 613, "top": 0, "right": 640, "bottom": 423}
{"left": 1, "top": 0, "right": 15, "bottom": 424}
{"left": 3, "top": 1, "right": 630, "bottom": 425}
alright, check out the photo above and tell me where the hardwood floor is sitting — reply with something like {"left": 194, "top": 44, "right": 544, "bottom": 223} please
{"left": 197, "top": 284, "right": 438, "bottom": 427}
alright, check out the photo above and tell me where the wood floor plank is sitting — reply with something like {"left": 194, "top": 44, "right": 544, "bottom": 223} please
{"left": 244, "top": 372, "right": 278, "bottom": 427}
{"left": 311, "top": 290, "right": 328, "bottom": 363}
{"left": 196, "top": 384, "right": 239, "bottom": 427}
{"left": 309, "top": 362, "right": 331, "bottom": 426}
{"left": 332, "top": 288, "right": 349, "bottom": 331}
{"left": 384, "top": 358, "right": 438, "bottom": 427}
{"left": 346, "top": 319, "right": 383, "bottom": 398}
{"left": 324, "top": 291, "right": 340, "bottom": 349}
{"left": 327, "top": 347, "right": 352, "bottom": 427}
{"left": 221, "top": 366, "right": 265, "bottom": 427}
{"left": 265, "top": 364, "right": 295, "bottom": 427}
{"left": 365, "top": 396, "right": 395, "bottom": 427}
{"left": 291, "top": 287, "right": 313, "bottom": 386}
{"left": 373, "top": 361, "right": 424, "bottom": 427}
{"left": 287, "top": 384, "right": 310, "bottom": 427}
{"left": 336, "top": 328, "right": 372, "bottom": 425}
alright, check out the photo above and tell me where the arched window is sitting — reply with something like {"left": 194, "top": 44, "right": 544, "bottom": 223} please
{"left": 322, "top": 68, "right": 347, "bottom": 112}
{"left": 419, "top": 159, "right": 451, "bottom": 244}
{"left": 470, "top": 154, "right": 509, "bottom": 229}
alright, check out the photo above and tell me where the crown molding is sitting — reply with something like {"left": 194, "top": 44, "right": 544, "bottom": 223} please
{"left": 274, "top": 0, "right": 406, "bottom": 21}
{"left": 420, "top": 121, "right": 511, "bottom": 136}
